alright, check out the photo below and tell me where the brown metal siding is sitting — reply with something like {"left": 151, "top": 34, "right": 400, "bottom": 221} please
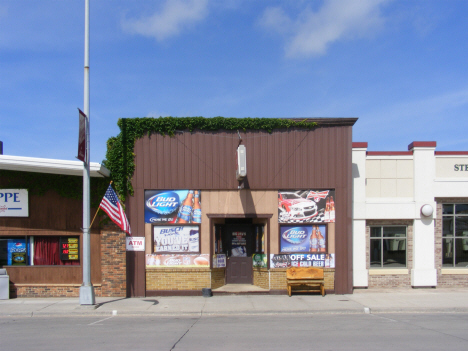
{"left": 131, "top": 126, "right": 351, "bottom": 190}
{"left": 127, "top": 121, "right": 355, "bottom": 295}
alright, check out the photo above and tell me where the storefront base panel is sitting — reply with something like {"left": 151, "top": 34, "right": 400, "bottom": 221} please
{"left": 437, "top": 275, "right": 468, "bottom": 288}
{"left": 145, "top": 268, "right": 336, "bottom": 295}
{"left": 146, "top": 290, "right": 203, "bottom": 296}
{"left": 10, "top": 284, "right": 102, "bottom": 298}
{"left": 253, "top": 268, "right": 269, "bottom": 290}
{"left": 368, "top": 275, "right": 411, "bottom": 288}
{"left": 146, "top": 268, "right": 211, "bottom": 291}
{"left": 211, "top": 268, "right": 225, "bottom": 290}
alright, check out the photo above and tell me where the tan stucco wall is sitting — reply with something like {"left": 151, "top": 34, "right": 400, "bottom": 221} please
{"left": 366, "top": 159, "right": 413, "bottom": 197}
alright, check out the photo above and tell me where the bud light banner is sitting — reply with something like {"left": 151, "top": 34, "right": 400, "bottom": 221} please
{"left": 270, "top": 253, "right": 335, "bottom": 269}
{"left": 146, "top": 253, "right": 209, "bottom": 267}
{"left": 278, "top": 189, "right": 335, "bottom": 223}
{"left": 145, "top": 190, "right": 201, "bottom": 224}
{"left": 280, "top": 225, "right": 327, "bottom": 253}
{"left": 153, "top": 225, "right": 200, "bottom": 253}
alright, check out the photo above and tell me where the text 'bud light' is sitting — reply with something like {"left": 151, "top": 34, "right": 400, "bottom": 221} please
{"left": 146, "top": 191, "right": 180, "bottom": 215}
{"left": 282, "top": 227, "right": 309, "bottom": 244}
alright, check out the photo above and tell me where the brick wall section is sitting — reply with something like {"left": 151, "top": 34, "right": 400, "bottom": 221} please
{"left": 100, "top": 225, "right": 126, "bottom": 297}
{"left": 253, "top": 268, "right": 269, "bottom": 289}
{"left": 146, "top": 268, "right": 211, "bottom": 291}
{"left": 324, "top": 269, "right": 335, "bottom": 290}
{"left": 435, "top": 198, "right": 468, "bottom": 287}
{"left": 211, "top": 268, "right": 225, "bottom": 289}
{"left": 366, "top": 220, "right": 413, "bottom": 288}
{"left": 269, "top": 269, "right": 287, "bottom": 289}
{"left": 13, "top": 285, "right": 102, "bottom": 298}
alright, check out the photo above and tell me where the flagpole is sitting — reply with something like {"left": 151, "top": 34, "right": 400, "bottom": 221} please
{"left": 80, "top": 0, "right": 95, "bottom": 305}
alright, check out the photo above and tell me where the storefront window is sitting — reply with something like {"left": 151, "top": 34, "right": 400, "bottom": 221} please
{"left": 370, "top": 226, "right": 406, "bottom": 268}
{"left": 0, "top": 236, "right": 80, "bottom": 266}
{"left": 442, "top": 204, "right": 468, "bottom": 267}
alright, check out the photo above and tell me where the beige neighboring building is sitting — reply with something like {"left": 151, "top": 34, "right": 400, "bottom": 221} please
{"left": 353, "top": 141, "right": 468, "bottom": 288}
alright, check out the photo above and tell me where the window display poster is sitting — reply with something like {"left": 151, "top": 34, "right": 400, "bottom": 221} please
{"left": 2, "top": 238, "right": 27, "bottom": 265}
{"left": 252, "top": 254, "right": 267, "bottom": 268}
{"left": 146, "top": 254, "right": 209, "bottom": 267}
{"left": 145, "top": 190, "right": 201, "bottom": 224}
{"left": 153, "top": 226, "right": 199, "bottom": 253}
{"left": 231, "top": 231, "right": 247, "bottom": 257}
{"left": 270, "top": 253, "right": 335, "bottom": 268}
{"left": 278, "top": 189, "right": 335, "bottom": 223}
{"left": 60, "top": 237, "right": 80, "bottom": 260}
{"left": 213, "top": 254, "right": 227, "bottom": 268}
{"left": 280, "top": 225, "right": 326, "bottom": 253}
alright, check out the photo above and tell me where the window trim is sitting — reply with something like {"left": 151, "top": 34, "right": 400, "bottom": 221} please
{"left": 369, "top": 225, "right": 407, "bottom": 269}
{"left": 442, "top": 203, "right": 468, "bottom": 268}
{"left": 0, "top": 235, "right": 81, "bottom": 267}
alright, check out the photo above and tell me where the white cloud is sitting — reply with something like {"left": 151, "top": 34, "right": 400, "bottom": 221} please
{"left": 259, "top": 0, "right": 389, "bottom": 58}
{"left": 121, "top": 0, "right": 208, "bottom": 41}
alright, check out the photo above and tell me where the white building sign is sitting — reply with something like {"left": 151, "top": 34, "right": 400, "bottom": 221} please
{"left": 0, "top": 189, "right": 28, "bottom": 217}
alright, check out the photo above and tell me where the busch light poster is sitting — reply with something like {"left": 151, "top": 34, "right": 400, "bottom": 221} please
{"left": 280, "top": 225, "right": 327, "bottom": 253}
{"left": 145, "top": 190, "right": 201, "bottom": 224}
{"left": 278, "top": 189, "right": 335, "bottom": 223}
{"left": 153, "top": 225, "right": 200, "bottom": 253}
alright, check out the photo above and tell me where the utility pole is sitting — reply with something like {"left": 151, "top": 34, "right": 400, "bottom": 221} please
{"left": 79, "top": 0, "right": 95, "bottom": 305}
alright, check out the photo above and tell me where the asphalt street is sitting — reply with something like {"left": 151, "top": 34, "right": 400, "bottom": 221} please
{"left": 2, "top": 313, "right": 468, "bottom": 351}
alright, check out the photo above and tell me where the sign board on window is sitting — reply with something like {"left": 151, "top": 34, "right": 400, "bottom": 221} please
{"left": 153, "top": 225, "right": 200, "bottom": 253}
{"left": 144, "top": 190, "right": 201, "bottom": 224}
{"left": 60, "top": 237, "right": 80, "bottom": 260}
{"left": 0, "top": 189, "right": 28, "bottom": 217}
{"left": 146, "top": 253, "right": 209, "bottom": 267}
{"left": 278, "top": 189, "right": 335, "bottom": 223}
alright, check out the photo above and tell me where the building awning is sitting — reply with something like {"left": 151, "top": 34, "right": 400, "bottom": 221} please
{"left": 0, "top": 155, "right": 110, "bottom": 178}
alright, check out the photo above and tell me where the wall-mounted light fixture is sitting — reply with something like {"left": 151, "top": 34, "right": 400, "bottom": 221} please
{"left": 421, "top": 204, "right": 433, "bottom": 217}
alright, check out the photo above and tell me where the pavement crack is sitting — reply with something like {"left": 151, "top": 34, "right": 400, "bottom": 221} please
{"left": 170, "top": 299, "right": 206, "bottom": 351}
{"left": 36, "top": 301, "right": 61, "bottom": 312}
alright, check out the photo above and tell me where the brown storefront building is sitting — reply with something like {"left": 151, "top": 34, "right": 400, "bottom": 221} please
{"left": 0, "top": 156, "right": 126, "bottom": 298}
{"left": 126, "top": 118, "right": 357, "bottom": 296}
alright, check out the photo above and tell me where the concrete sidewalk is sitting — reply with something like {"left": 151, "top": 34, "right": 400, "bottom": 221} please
{"left": 1, "top": 288, "right": 468, "bottom": 317}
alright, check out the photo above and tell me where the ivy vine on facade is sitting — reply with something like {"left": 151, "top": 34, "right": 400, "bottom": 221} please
{"left": 104, "top": 117, "right": 318, "bottom": 201}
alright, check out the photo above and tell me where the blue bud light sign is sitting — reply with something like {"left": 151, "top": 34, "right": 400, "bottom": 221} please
{"left": 280, "top": 226, "right": 310, "bottom": 253}
{"left": 280, "top": 225, "right": 327, "bottom": 253}
{"left": 145, "top": 190, "right": 202, "bottom": 224}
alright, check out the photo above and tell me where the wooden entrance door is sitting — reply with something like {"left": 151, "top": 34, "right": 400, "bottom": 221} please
{"left": 226, "top": 224, "right": 253, "bottom": 284}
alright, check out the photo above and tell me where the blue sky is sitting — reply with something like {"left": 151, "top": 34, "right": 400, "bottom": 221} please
{"left": 1, "top": 0, "right": 468, "bottom": 163}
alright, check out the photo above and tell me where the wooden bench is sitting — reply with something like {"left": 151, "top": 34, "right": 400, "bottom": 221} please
{"left": 286, "top": 267, "right": 325, "bottom": 297}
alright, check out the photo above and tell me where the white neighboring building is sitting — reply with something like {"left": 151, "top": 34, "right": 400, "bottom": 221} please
{"left": 353, "top": 141, "right": 468, "bottom": 288}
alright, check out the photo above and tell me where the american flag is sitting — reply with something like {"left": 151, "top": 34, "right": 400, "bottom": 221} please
{"left": 99, "top": 185, "right": 131, "bottom": 235}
